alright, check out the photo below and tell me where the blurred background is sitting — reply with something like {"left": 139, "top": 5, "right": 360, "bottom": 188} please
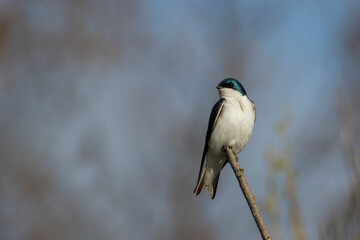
{"left": 0, "top": 1, "right": 359, "bottom": 239}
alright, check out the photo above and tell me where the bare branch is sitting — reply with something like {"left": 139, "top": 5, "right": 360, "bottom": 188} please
{"left": 223, "top": 145, "right": 272, "bottom": 240}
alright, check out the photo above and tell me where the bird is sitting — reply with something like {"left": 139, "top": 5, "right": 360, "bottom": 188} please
{"left": 194, "top": 78, "right": 256, "bottom": 199}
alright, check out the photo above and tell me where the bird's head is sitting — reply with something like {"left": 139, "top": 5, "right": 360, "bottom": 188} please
{"left": 216, "top": 78, "right": 247, "bottom": 97}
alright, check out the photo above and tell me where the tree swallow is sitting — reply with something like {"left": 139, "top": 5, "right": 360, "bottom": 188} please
{"left": 194, "top": 78, "right": 256, "bottom": 199}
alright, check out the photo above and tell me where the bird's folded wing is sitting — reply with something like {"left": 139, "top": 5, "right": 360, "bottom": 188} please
{"left": 196, "top": 98, "right": 226, "bottom": 183}
{"left": 250, "top": 99, "right": 256, "bottom": 123}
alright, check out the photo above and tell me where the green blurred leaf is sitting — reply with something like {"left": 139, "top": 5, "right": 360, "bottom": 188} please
{"left": 275, "top": 121, "right": 288, "bottom": 136}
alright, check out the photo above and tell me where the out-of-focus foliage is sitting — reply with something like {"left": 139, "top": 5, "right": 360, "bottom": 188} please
{"left": 318, "top": 93, "right": 360, "bottom": 240}
{"left": 318, "top": 17, "right": 360, "bottom": 237}
{"left": 264, "top": 114, "right": 307, "bottom": 240}
{"left": 320, "top": 16, "right": 360, "bottom": 240}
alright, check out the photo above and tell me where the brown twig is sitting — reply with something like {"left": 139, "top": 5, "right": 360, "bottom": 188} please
{"left": 223, "top": 145, "right": 272, "bottom": 240}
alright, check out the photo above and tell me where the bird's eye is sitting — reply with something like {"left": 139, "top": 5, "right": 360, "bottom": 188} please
{"left": 225, "top": 83, "right": 234, "bottom": 88}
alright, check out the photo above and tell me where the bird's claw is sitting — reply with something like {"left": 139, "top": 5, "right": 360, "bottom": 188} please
{"left": 222, "top": 145, "right": 231, "bottom": 152}
{"left": 222, "top": 145, "right": 233, "bottom": 152}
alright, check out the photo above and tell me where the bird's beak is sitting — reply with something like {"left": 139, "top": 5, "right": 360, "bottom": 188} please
{"left": 216, "top": 86, "right": 222, "bottom": 89}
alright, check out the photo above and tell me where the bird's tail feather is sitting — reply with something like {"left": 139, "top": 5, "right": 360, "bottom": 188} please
{"left": 194, "top": 169, "right": 206, "bottom": 196}
{"left": 210, "top": 173, "right": 220, "bottom": 199}
{"left": 193, "top": 167, "right": 220, "bottom": 199}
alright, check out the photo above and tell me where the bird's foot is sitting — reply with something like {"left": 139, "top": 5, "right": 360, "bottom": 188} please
{"left": 222, "top": 145, "right": 232, "bottom": 152}
{"left": 222, "top": 145, "right": 238, "bottom": 161}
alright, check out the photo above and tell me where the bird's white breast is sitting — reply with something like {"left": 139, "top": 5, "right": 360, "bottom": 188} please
{"left": 208, "top": 93, "right": 255, "bottom": 157}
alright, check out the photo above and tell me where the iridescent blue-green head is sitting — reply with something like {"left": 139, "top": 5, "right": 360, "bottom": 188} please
{"left": 216, "top": 78, "right": 247, "bottom": 96}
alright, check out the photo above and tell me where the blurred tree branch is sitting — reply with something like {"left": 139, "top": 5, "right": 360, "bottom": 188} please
{"left": 263, "top": 148, "right": 285, "bottom": 240}
{"left": 279, "top": 113, "right": 307, "bottom": 240}
{"left": 223, "top": 145, "right": 272, "bottom": 240}
{"left": 319, "top": 92, "right": 360, "bottom": 240}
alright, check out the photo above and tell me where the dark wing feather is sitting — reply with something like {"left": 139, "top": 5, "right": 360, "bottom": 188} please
{"left": 250, "top": 99, "right": 256, "bottom": 123}
{"left": 211, "top": 174, "right": 220, "bottom": 199}
{"left": 211, "top": 154, "right": 229, "bottom": 198}
{"left": 195, "top": 98, "right": 226, "bottom": 184}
